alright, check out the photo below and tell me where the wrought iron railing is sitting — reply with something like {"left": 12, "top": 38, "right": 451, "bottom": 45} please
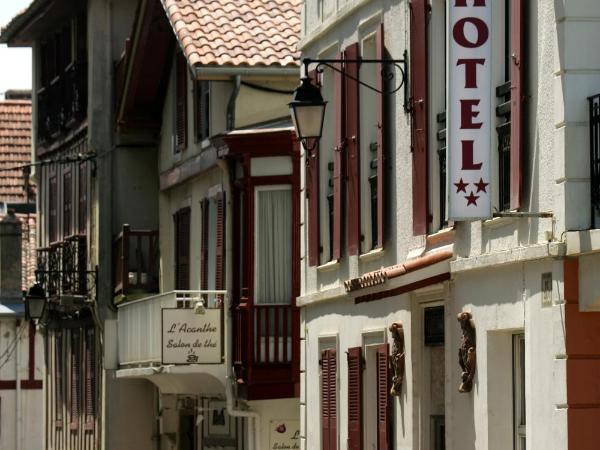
{"left": 113, "top": 225, "right": 159, "bottom": 297}
{"left": 589, "top": 94, "right": 600, "bottom": 227}
{"left": 36, "top": 236, "right": 95, "bottom": 299}
{"left": 496, "top": 81, "right": 512, "bottom": 211}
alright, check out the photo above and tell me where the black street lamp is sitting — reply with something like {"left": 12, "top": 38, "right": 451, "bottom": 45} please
{"left": 289, "top": 54, "right": 408, "bottom": 152}
{"left": 289, "top": 76, "right": 327, "bottom": 151}
{"left": 24, "top": 283, "right": 47, "bottom": 321}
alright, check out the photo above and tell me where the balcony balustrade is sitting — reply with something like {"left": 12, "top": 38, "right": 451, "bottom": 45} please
{"left": 117, "top": 290, "right": 226, "bottom": 367}
{"left": 113, "top": 225, "right": 159, "bottom": 298}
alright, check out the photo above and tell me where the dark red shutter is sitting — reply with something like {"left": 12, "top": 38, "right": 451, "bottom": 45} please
{"left": 321, "top": 348, "right": 338, "bottom": 450}
{"left": 85, "top": 328, "right": 96, "bottom": 429}
{"left": 345, "top": 43, "right": 361, "bottom": 256}
{"left": 215, "top": 192, "right": 225, "bottom": 291}
{"left": 307, "top": 70, "right": 321, "bottom": 267}
{"left": 174, "top": 208, "right": 191, "bottom": 290}
{"left": 410, "top": 0, "right": 429, "bottom": 235}
{"left": 376, "top": 344, "right": 390, "bottom": 450}
{"left": 376, "top": 24, "right": 386, "bottom": 248}
{"left": 333, "top": 53, "right": 345, "bottom": 261}
{"left": 200, "top": 198, "right": 209, "bottom": 290}
{"left": 347, "top": 347, "right": 362, "bottom": 450}
{"left": 176, "top": 52, "right": 188, "bottom": 152}
{"left": 510, "top": 0, "right": 524, "bottom": 210}
{"left": 70, "top": 329, "right": 81, "bottom": 430}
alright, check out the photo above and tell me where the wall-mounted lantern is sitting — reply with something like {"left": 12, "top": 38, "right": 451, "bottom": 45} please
{"left": 24, "top": 283, "right": 47, "bottom": 322}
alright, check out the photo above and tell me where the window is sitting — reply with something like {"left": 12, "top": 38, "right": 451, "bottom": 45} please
{"left": 174, "top": 208, "right": 191, "bottom": 290}
{"left": 195, "top": 80, "right": 210, "bottom": 141}
{"left": 175, "top": 52, "right": 188, "bottom": 153}
{"left": 49, "top": 175, "right": 58, "bottom": 243}
{"left": 254, "top": 186, "right": 292, "bottom": 305}
{"left": 424, "top": 306, "right": 444, "bottom": 346}
{"left": 513, "top": 333, "right": 526, "bottom": 450}
{"left": 63, "top": 168, "right": 73, "bottom": 237}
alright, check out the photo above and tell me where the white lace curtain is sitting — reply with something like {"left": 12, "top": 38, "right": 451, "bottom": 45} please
{"left": 255, "top": 188, "right": 292, "bottom": 305}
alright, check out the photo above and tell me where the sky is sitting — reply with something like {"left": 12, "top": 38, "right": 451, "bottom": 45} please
{"left": 0, "top": 0, "right": 33, "bottom": 99}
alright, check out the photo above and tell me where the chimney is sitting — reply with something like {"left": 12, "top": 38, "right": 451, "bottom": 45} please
{"left": 0, "top": 210, "right": 22, "bottom": 304}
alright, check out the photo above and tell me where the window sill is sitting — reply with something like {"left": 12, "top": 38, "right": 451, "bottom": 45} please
{"left": 359, "top": 247, "right": 385, "bottom": 262}
{"left": 317, "top": 259, "right": 340, "bottom": 273}
{"left": 482, "top": 215, "right": 518, "bottom": 230}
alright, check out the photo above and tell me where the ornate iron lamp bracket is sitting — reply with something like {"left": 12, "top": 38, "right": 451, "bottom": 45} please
{"left": 302, "top": 50, "right": 409, "bottom": 112}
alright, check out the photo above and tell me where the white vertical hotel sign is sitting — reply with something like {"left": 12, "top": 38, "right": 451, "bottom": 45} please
{"left": 448, "top": 0, "right": 492, "bottom": 220}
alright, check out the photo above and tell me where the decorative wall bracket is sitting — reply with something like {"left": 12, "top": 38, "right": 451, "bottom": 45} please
{"left": 302, "top": 51, "right": 409, "bottom": 112}
{"left": 389, "top": 322, "right": 405, "bottom": 396}
{"left": 457, "top": 312, "right": 476, "bottom": 393}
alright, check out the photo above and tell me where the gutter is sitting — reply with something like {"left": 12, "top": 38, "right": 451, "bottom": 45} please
{"left": 194, "top": 66, "right": 299, "bottom": 79}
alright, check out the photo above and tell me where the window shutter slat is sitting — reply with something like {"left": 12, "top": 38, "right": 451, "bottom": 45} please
{"left": 70, "top": 329, "right": 81, "bottom": 430}
{"left": 410, "top": 0, "right": 429, "bottom": 235}
{"left": 85, "top": 328, "right": 96, "bottom": 428}
{"left": 344, "top": 43, "right": 361, "bottom": 256}
{"left": 347, "top": 347, "right": 362, "bottom": 450}
{"left": 321, "top": 349, "right": 331, "bottom": 450}
{"left": 307, "top": 70, "right": 321, "bottom": 267}
{"left": 376, "top": 23, "right": 386, "bottom": 249}
{"left": 333, "top": 53, "right": 344, "bottom": 261}
{"left": 376, "top": 344, "right": 390, "bottom": 450}
{"left": 328, "top": 349, "right": 338, "bottom": 450}
{"left": 201, "top": 199, "right": 209, "bottom": 290}
{"left": 510, "top": 0, "right": 524, "bottom": 210}
{"left": 176, "top": 53, "right": 188, "bottom": 152}
{"left": 215, "top": 192, "right": 226, "bottom": 292}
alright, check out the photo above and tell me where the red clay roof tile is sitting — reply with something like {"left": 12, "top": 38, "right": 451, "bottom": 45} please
{"left": 160, "top": 0, "right": 301, "bottom": 69}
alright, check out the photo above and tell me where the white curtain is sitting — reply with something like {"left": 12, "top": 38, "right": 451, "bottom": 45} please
{"left": 255, "top": 188, "right": 292, "bottom": 304}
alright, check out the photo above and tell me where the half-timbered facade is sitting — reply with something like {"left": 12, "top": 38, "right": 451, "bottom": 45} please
{"left": 298, "top": 1, "right": 600, "bottom": 450}
{"left": 112, "top": 1, "right": 302, "bottom": 449}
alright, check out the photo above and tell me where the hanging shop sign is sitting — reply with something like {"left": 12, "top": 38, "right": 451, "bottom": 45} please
{"left": 448, "top": 0, "right": 492, "bottom": 220}
{"left": 161, "top": 308, "right": 222, "bottom": 364}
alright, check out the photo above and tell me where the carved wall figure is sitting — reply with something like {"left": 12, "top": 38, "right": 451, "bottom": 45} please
{"left": 457, "top": 312, "right": 476, "bottom": 393}
{"left": 389, "top": 322, "right": 405, "bottom": 396}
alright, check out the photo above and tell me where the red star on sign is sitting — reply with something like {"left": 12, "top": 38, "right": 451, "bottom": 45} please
{"left": 474, "top": 178, "right": 489, "bottom": 193}
{"left": 465, "top": 191, "right": 479, "bottom": 206}
{"left": 454, "top": 178, "right": 468, "bottom": 193}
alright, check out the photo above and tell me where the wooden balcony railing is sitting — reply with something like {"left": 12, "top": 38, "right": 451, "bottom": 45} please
{"left": 113, "top": 225, "right": 159, "bottom": 297}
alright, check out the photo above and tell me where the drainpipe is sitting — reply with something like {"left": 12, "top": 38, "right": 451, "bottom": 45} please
{"left": 217, "top": 158, "right": 261, "bottom": 450}
{"left": 226, "top": 76, "right": 241, "bottom": 131}
{"left": 16, "top": 320, "right": 22, "bottom": 450}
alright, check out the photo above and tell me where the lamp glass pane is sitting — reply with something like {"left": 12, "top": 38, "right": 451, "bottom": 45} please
{"left": 28, "top": 298, "right": 46, "bottom": 319}
{"left": 292, "top": 104, "right": 326, "bottom": 140}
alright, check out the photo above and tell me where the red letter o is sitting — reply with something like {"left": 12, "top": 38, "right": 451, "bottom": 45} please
{"left": 453, "top": 17, "right": 489, "bottom": 48}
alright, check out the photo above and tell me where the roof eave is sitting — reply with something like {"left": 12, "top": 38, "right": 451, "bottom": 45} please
{"left": 0, "top": 0, "right": 51, "bottom": 46}
{"left": 193, "top": 64, "right": 300, "bottom": 80}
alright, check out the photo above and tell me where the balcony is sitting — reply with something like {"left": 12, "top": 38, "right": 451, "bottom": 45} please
{"left": 113, "top": 225, "right": 159, "bottom": 300}
{"left": 117, "top": 290, "right": 225, "bottom": 367}
{"left": 36, "top": 235, "right": 95, "bottom": 300}
{"left": 37, "top": 61, "right": 87, "bottom": 149}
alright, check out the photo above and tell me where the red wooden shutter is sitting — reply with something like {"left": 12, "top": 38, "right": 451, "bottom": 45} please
{"left": 410, "top": 0, "right": 429, "bottom": 235}
{"left": 510, "top": 0, "right": 524, "bottom": 210}
{"left": 215, "top": 192, "right": 225, "bottom": 291}
{"left": 307, "top": 70, "right": 321, "bottom": 267}
{"left": 85, "top": 328, "right": 96, "bottom": 429}
{"left": 70, "top": 329, "right": 81, "bottom": 430}
{"left": 375, "top": 24, "right": 386, "bottom": 249}
{"left": 347, "top": 347, "right": 363, "bottom": 450}
{"left": 176, "top": 52, "right": 188, "bottom": 152}
{"left": 376, "top": 344, "right": 390, "bottom": 450}
{"left": 345, "top": 43, "right": 361, "bottom": 256}
{"left": 174, "top": 208, "right": 191, "bottom": 290}
{"left": 333, "top": 53, "right": 345, "bottom": 261}
{"left": 200, "top": 198, "right": 209, "bottom": 290}
{"left": 321, "top": 348, "right": 338, "bottom": 450}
